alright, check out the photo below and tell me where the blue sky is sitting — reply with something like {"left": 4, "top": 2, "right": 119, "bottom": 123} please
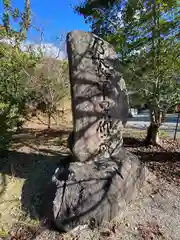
{"left": 0, "top": 0, "right": 90, "bottom": 45}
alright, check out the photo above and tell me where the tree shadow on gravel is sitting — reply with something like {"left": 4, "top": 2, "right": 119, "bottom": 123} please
{"left": 123, "top": 137, "right": 146, "bottom": 148}
{"left": 12, "top": 128, "right": 71, "bottom": 149}
{"left": 137, "top": 151, "right": 180, "bottom": 185}
{"left": 123, "top": 136, "right": 180, "bottom": 185}
{"left": 0, "top": 150, "right": 70, "bottom": 221}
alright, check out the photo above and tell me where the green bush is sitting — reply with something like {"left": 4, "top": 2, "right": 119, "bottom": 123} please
{"left": 0, "top": 102, "right": 26, "bottom": 155}
{"left": 0, "top": 0, "right": 40, "bottom": 155}
{"left": 0, "top": 41, "right": 40, "bottom": 154}
{"left": 0, "top": 104, "right": 12, "bottom": 155}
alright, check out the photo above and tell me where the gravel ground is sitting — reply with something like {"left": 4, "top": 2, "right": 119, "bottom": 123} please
{"left": 29, "top": 176, "right": 180, "bottom": 240}
{"left": 6, "top": 177, "right": 180, "bottom": 240}
{"left": 112, "top": 178, "right": 180, "bottom": 240}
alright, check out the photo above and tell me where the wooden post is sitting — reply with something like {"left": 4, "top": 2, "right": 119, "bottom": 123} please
{"left": 174, "top": 112, "right": 180, "bottom": 141}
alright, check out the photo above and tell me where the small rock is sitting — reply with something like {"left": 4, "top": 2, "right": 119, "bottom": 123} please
{"left": 125, "top": 223, "right": 130, "bottom": 227}
{"left": 100, "top": 228, "right": 111, "bottom": 237}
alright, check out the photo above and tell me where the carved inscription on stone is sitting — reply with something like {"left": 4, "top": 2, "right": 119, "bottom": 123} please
{"left": 88, "top": 36, "right": 115, "bottom": 154}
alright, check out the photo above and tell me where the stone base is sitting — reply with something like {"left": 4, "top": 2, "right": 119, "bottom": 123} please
{"left": 43, "top": 149, "right": 145, "bottom": 232}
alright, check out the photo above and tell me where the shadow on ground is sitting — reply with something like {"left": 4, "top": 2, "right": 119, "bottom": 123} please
{"left": 12, "top": 128, "right": 72, "bottom": 149}
{"left": 123, "top": 136, "right": 180, "bottom": 185}
{"left": 123, "top": 137, "right": 147, "bottom": 148}
{"left": 0, "top": 149, "right": 71, "bottom": 220}
{"left": 0, "top": 127, "right": 73, "bottom": 224}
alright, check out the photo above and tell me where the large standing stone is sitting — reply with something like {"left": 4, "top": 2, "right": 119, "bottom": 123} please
{"left": 67, "top": 30, "right": 129, "bottom": 162}
{"left": 41, "top": 31, "right": 146, "bottom": 232}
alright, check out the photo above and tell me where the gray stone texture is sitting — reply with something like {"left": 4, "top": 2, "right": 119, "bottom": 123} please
{"left": 42, "top": 31, "right": 145, "bottom": 233}
{"left": 45, "top": 150, "right": 144, "bottom": 232}
{"left": 67, "top": 30, "right": 129, "bottom": 162}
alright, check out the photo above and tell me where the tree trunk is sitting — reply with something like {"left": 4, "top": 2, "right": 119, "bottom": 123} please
{"left": 145, "top": 109, "right": 164, "bottom": 145}
{"left": 145, "top": 122, "right": 160, "bottom": 145}
{"left": 47, "top": 112, "right": 51, "bottom": 129}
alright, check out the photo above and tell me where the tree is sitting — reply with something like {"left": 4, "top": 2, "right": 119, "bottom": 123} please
{"left": 126, "top": 39, "right": 180, "bottom": 144}
{"left": 1, "top": 0, "right": 31, "bottom": 40}
{"left": 123, "top": 0, "right": 180, "bottom": 144}
{"left": 29, "top": 58, "right": 69, "bottom": 129}
{"left": 0, "top": 0, "right": 39, "bottom": 153}
{"left": 75, "top": 0, "right": 180, "bottom": 144}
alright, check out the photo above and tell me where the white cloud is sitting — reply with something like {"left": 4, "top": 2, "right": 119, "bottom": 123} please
{"left": 0, "top": 38, "right": 66, "bottom": 60}
{"left": 0, "top": 37, "right": 16, "bottom": 46}
{"left": 22, "top": 41, "right": 67, "bottom": 59}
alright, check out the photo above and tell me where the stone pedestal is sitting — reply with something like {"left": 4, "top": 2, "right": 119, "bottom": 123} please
{"left": 44, "top": 150, "right": 145, "bottom": 232}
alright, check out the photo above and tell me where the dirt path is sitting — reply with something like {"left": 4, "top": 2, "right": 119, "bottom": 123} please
{"left": 112, "top": 178, "right": 180, "bottom": 240}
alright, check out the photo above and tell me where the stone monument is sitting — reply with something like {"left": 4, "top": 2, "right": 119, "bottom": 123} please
{"left": 42, "top": 30, "right": 145, "bottom": 232}
{"left": 67, "top": 30, "right": 129, "bottom": 162}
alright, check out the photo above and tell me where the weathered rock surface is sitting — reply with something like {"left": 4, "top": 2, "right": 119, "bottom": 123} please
{"left": 44, "top": 150, "right": 145, "bottom": 232}
{"left": 41, "top": 30, "right": 145, "bottom": 233}
{"left": 67, "top": 30, "right": 129, "bottom": 162}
